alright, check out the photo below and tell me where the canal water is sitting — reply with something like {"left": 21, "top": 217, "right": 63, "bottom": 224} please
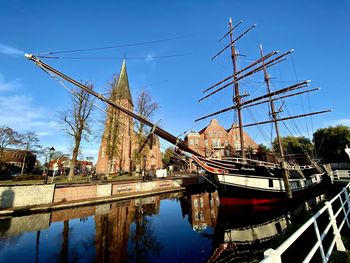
{"left": 0, "top": 186, "right": 339, "bottom": 263}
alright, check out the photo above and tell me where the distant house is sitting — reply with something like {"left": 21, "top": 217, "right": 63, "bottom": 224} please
{"left": 184, "top": 119, "right": 258, "bottom": 159}
{"left": 0, "top": 148, "right": 36, "bottom": 176}
{"left": 48, "top": 158, "right": 93, "bottom": 175}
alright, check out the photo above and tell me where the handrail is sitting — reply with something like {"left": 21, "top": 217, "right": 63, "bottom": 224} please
{"left": 261, "top": 183, "right": 350, "bottom": 262}
{"left": 221, "top": 157, "right": 315, "bottom": 170}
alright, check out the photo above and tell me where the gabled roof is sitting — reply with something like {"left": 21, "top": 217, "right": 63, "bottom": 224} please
{"left": 198, "top": 119, "right": 225, "bottom": 135}
{"left": 226, "top": 123, "right": 239, "bottom": 133}
{"left": 111, "top": 59, "right": 133, "bottom": 105}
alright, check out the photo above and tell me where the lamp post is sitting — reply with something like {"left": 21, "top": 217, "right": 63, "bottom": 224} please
{"left": 86, "top": 156, "right": 94, "bottom": 179}
{"left": 45, "top": 146, "right": 55, "bottom": 184}
{"left": 143, "top": 155, "right": 147, "bottom": 180}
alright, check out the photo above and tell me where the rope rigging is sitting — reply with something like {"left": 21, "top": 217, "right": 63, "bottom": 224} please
{"left": 36, "top": 53, "right": 196, "bottom": 60}
{"left": 36, "top": 34, "right": 194, "bottom": 55}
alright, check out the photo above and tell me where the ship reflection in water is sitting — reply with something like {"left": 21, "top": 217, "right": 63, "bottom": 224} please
{"left": 0, "top": 189, "right": 327, "bottom": 263}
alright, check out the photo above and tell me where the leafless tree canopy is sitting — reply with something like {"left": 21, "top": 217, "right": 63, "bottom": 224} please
{"left": 0, "top": 126, "right": 21, "bottom": 163}
{"left": 19, "top": 131, "right": 40, "bottom": 175}
{"left": 133, "top": 89, "right": 160, "bottom": 168}
{"left": 134, "top": 89, "right": 160, "bottom": 136}
{"left": 103, "top": 75, "right": 125, "bottom": 175}
{"left": 60, "top": 83, "right": 94, "bottom": 180}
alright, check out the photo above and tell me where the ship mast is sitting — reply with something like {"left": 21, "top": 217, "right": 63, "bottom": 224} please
{"left": 259, "top": 45, "right": 292, "bottom": 199}
{"left": 229, "top": 18, "right": 245, "bottom": 160}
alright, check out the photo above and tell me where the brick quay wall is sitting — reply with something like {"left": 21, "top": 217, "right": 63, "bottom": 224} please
{"left": 0, "top": 177, "right": 194, "bottom": 210}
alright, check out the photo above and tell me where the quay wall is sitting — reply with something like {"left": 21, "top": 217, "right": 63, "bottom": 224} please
{"left": 53, "top": 185, "right": 97, "bottom": 203}
{"left": 0, "top": 179, "right": 185, "bottom": 209}
{"left": 0, "top": 185, "right": 55, "bottom": 209}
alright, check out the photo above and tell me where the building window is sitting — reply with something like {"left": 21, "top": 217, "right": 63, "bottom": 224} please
{"left": 211, "top": 139, "right": 220, "bottom": 147}
{"left": 190, "top": 139, "right": 194, "bottom": 145}
{"left": 205, "top": 140, "right": 208, "bottom": 146}
{"left": 194, "top": 139, "right": 199, "bottom": 145}
{"left": 209, "top": 131, "right": 213, "bottom": 137}
{"left": 214, "top": 131, "right": 217, "bottom": 137}
{"left": 219, "top": 132, "right": 222, "bottom": 137}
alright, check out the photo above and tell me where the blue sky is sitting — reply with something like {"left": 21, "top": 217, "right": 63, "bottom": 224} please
{"left": 0, "top": 0, "right": 349, "bottom": 162}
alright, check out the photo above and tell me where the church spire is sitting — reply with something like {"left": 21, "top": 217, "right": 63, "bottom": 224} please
{"left": 112, "top": 59, "right": 133, "bottom": 105}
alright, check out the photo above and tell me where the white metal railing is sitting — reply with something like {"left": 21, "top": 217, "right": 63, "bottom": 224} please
{"left": 221, "top": 157, "right": 279, "bottom": 168}
{"left": 221, "top": 157, "right": 315, "bottom": 170}
{"left": 261, "top": 183, "right": 350, "bottom": 263}
{"left": 333, "top": 170, "right": 350, "bottom": 180}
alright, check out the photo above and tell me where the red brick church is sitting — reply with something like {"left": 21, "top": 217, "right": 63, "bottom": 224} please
{"left": 95, "top": 60, "right": 162, "bottom": 175}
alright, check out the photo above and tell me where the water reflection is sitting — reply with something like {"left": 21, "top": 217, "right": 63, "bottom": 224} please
{"left": 208, "top": 193, "right": 326, "bottom": 262}
{"left": 0, "top": 189, "right": 329, "bottom": 263}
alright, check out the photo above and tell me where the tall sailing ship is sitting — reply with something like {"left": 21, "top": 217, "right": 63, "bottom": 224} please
{"left": 191, "top": 18, "right": 331, "bottom": 205}
{"left": 25, "top": 18, "right": 331, "bottom": 205}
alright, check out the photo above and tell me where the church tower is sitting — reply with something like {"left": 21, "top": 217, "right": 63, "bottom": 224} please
{"left": 96, "top": 59, "right": 134, "bottom": 174}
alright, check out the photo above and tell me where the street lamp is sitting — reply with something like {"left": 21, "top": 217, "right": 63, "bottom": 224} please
{"left": 49, "top": 147, "right": 55, "bottom": 164}
{"left": 44, "top": 146, "right": 55, "bottom": 184}
{"left": 143, "top": 155, "right": 147, "bottom": 180}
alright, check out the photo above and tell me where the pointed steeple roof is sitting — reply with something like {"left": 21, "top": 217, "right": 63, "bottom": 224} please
{"left": 112, "top": 59, "right": 133, "bottom": 105}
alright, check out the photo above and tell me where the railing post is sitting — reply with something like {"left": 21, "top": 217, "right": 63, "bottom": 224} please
{"left": 344, "top": 186, "right": 350, "bottom": 228}
{"left": 326, "top": 201, "right": 346, "bottom": 251}
{"left": 263, "top": 248, "right": 281, "bottom": 263}
{"left": 313, "top": 220, "right": 327, "bottom": 262}
{"left": 340, "top": 187, "right": 350, "bottom": 228}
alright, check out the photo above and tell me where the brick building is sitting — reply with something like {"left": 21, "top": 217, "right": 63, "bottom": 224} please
{"left": 0, "top": 148, "right": 36, "bottom": 176}
{"left": 185, "top": 119, "right": 258, "bottom": 159}
{"left": 95, "top": 60, "right": 162, "bottom": 174}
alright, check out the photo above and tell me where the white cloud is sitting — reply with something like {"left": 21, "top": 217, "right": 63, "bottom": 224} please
{"left": 36, "top": 131, "right": 53, "bottom": 137}
{"left": 145, "top": 54, "right": 154, "bottom": 62}
{"left": 0, "top": 74, "right": 21, "bottom": 92}
{"left": 0, "top": 95, "right": 60, "bottom": 135}
{"left": 326, "top": 119, "right": 350, "bottom": 127}
{"left": 0, "top": 43, "right": 24, "bottom": 56}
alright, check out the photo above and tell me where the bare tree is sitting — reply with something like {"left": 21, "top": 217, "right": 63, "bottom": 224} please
{"left": 133, "top": 89, "right": 160, "bottom": 169}
{"left": 0, "top": 126, "right": 20, "bottom": 164}
{"left": 60, "top": 83, "right": 94, "bottom": 180}
{"left": 19, "top": 131, "right": 40, "bottom": 176}
{"left": 0, "top": 126, "right": 21, "bottom": 176}
{"left": 103, "top": 75, "right": 124, "bottom": 176}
